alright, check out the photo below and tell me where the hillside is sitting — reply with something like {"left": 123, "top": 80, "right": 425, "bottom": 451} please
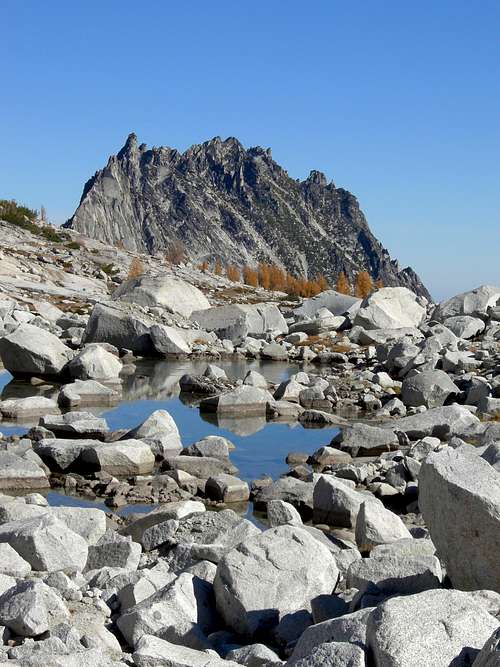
{"left": 66, "top": 134, "right": 431, "bottom": 299}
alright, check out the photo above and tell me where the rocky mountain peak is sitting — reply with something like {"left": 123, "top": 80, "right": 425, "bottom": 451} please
{"left": 65, "top": 134, "right": 431, "bottom": 299}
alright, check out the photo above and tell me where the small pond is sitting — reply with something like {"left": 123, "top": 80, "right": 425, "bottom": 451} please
{"left": 0, "top": 358, "right": 339, "bottom": 516}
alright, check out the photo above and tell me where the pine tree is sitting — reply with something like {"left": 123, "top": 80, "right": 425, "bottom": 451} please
{"left": 355, "top": 271, "right": 373, "bottom": 298}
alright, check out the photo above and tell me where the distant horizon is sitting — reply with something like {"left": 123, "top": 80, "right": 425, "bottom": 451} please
{"left": 1, "top": 0, "right": 499, "bottom": 302}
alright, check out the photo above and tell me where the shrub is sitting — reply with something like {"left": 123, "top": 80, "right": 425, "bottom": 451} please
{"left": 66, "top": 241, "right": 81, "bottom": 250}
{"left": 165, "top": 239, "right": 186, "bottom": 265}
{"left": 0, "top": 199, "right": 37, "bottom": 225}
{"left": 128, "top": 257, "right": 145, "bottom": 278}
{"left": 101, "top": 263, "right": 118, "bottom": 275}
{"left": 0, "top": 199, "right": 66, "bottom": 243}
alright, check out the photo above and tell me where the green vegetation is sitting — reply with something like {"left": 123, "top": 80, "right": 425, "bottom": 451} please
{"left": 66, "top": 241, "right": 81, "bottom": 250}
{"left": 0, "top": 198, "right": 67, "bottom": 243}
{"left": 101, "top": 263, "right": 119, "bottom": 275}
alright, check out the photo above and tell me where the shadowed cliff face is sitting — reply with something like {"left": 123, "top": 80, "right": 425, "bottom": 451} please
{"left": 66, "top": 133, "right": 431, "bottom": 299}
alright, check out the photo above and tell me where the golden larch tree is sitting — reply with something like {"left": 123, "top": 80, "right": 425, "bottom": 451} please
{"left": 214, "top": 259, "right": 223, "bottom": 276}
{"left": 226, "top": 265, "right": 240, "bottom": 282}
{"left": 336, "top": 272, "right": 351, "bottom": 295}
{"left": 316, "top": 274, "right": 329, "bottom": 292}
{"left": 243, "top": 265, "right": 259, "bottom": 287}
{"left": 355, "top": 271, "right": 374, "bottom": 298}
{"left": 258, "top": 263, "right": 271, "bottom": 290}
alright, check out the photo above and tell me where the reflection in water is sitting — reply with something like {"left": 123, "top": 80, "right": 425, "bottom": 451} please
{"left": 0, "top": 359, "right": 338, "bottom": 482}
{"left": 121, "top": 358, "right": 299, "bottom": 402}
{"left": 200, "top": 411, "right": 268, "bottom": 437}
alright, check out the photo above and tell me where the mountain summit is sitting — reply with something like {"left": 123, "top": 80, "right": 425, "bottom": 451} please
{"left": 66, "top": 134, "right": 431, "bottom": 298}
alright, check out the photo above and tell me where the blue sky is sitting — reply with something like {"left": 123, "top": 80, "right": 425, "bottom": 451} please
{"left": 1, "top": 1, "right": 499, "bottom": 301}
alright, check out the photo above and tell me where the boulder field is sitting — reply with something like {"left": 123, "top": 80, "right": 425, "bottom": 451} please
{"left": 0, "top": 249, "right": 499, "bottom": 666}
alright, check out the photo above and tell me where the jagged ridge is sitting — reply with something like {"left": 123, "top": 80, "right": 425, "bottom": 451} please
{"left": 66, "top": 133, "right": 431, "bottom": 299}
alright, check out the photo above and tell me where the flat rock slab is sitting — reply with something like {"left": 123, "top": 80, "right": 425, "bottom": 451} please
{"left": 332, "top": 423, "right": 400, "bottom": 457}
{"left": 58, "top": 379, "right": 121, "bottom": 408}
{"left": 0, "top": 396, "right": 60, "bottom": 420}
{"left": 0, "top": 451, "right": 49, "bottom": 490}
{"left": 40, "top": 411, "right": 109, "bottom": 438}
{"left": 382, "top": 404, "right": 482, "bottom": 440}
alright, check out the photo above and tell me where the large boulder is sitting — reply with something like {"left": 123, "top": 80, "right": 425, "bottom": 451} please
{"left": 200, "top": 385, "right": 274, "bottom": 416}
{"left": 167, "top": 509, "right": 259, "bottom": 564}
{"left": 82, "top": 301, "right": 156, "bottom": 354}
{"left": 432, "top": 285, "right": 500, "bottom": 321}
{"left": 40, "top": 411, "right": 109, "bottom": 438}
{"left": 290, "top": 608, "right": 372, "bottom": 661}
{"left": 162, "top": 456, "right": 237, "bottom": 479}
{"left": 133, "top": 634, "right": 241, "bottom": 667}
{"left": 289, "top": 641, "right": 365, "bottom": 667}
{"left": 383, "top": 404, "right": 482, "bottom": 440}
{"left": 355, "top": 501, "right": 412, "bottom": 552}
{"left": 331, "top": 423, "right": 400, "bottom": 457}
{"left": 0, "top": 323, "right": 72, "bottom": 376}
{"left": 313, "top": 475, "right": 382, "bottom": 528}
{"left": 346, "top": 554, "right": 442, "bottom": 596}
{"left": 33, "top": 438, "right": 93, "bottom": 472}
{"left": 443, "top": 315, "right": 486, "bottom": 339}
{"left": 0, "top": 451, "right": 49, "bottom": 490}
{"left": 0, "top": 396, "right": 60, "bottom": 420}
{"left": 0, "top": 580, "right": 69, "bottom": 637}
{"left": 67, "top": 344, "right": 122, "bottom": 380}
{"left": 293, "top": 290, "right": 361, "bottom": 318}
{"left": 121, "top": 500, "right": 206, "bottom": 544}
{"left": 353, "top": 287, "right": 426, "bottom": 331}
{"left": 150, "top": 324, "right": 192, "bottom": 355}
{"left": 213, "top": 525, "right": 339, "bottom": 637}
{"left": 366, "top": 589, "right": 500, "bottom": 666}
{"left": 113, "top": 274, "right": 210, "bottom": 318}
{"left": 474, "top": 627, "right": 500, "bottom": 667}
{"left": 125, "top": 410, "right": 182, "bottom": 457}
{"left": 117, "top": 572, "right": 218, "bottom": 649}
{"left": 400, "top": 370, "right": 459, "bottom": 408}
{"left": 419, "top": 446, "right": 500, "bottom": 592}
{"left": 58, "top": 378, "right": 121, "bottom": 408}
{"left": 82, "top": 439, "right": 155, "bottom": 476}
{"left": 190, "top": 303, "right": 288, "bottom": 343}
{"left": 0, "top": 514, "right": 88, "bottom": 572}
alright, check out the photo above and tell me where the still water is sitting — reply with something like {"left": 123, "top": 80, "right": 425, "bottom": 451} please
{"left": 0, "top": 358, "right": 339, "bottom": 502}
